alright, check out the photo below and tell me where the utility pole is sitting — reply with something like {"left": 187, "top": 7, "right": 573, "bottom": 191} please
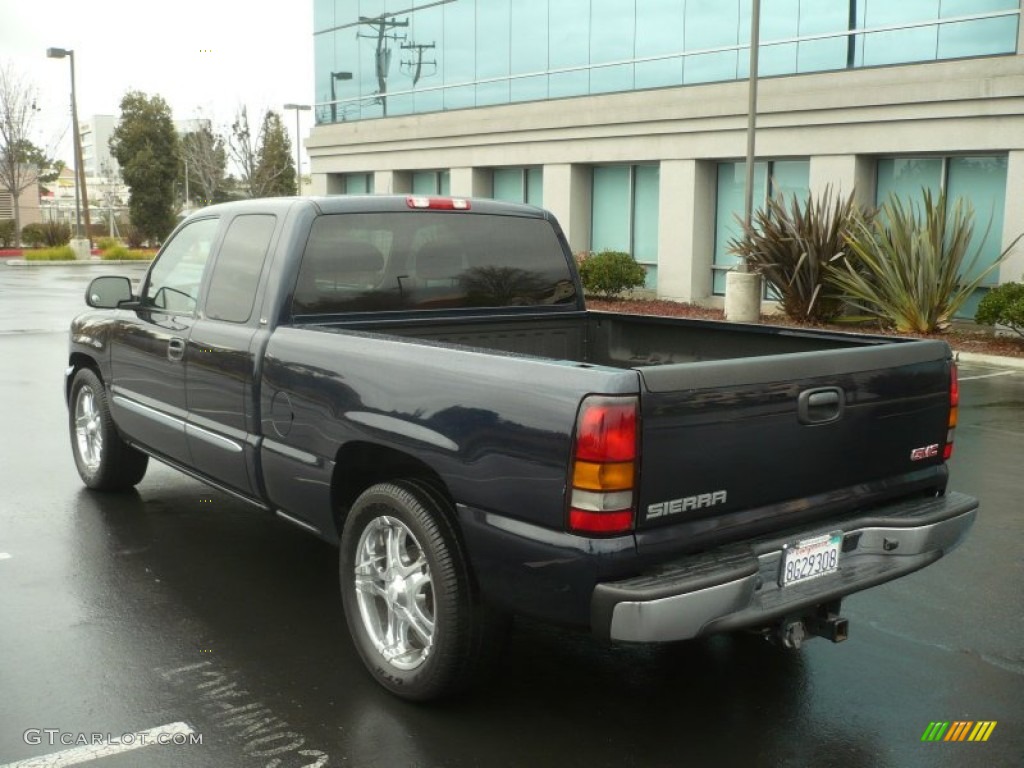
{"left": 357, "top": 15, "right": 409, "bottom": 116}
{"left": 400, "top": 41, "right": 436, "bottom": 87}
{"left": 283, "top": 104, "right": 310, "bottom": 194}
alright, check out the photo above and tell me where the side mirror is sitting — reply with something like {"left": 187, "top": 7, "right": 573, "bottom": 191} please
{"left": 86, "top": 276, "right": 134, "bottom": 309}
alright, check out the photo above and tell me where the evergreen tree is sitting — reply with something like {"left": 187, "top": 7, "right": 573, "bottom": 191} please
{"left": 254, "top": 110, "right": 295, "bottom": 197}
{"left": 109, "top": 91, "right": 180, "bottom": 242}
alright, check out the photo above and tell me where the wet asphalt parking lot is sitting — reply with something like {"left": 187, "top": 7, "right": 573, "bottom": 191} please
{"left": 0, "top": 264, "right": 1021, "bottom": 768}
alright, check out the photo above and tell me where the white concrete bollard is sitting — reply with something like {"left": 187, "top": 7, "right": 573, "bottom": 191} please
{"left": 724, "top": 270, "right": 763, "bottom": 324}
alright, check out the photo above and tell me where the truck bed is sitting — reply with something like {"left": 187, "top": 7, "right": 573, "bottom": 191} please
{"left": 318, "top": 309, "right": 898, "bottom": 368}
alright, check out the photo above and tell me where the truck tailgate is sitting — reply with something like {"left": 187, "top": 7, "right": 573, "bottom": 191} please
{"left": 634, "top": 339, "right": 954, "bottom": 552}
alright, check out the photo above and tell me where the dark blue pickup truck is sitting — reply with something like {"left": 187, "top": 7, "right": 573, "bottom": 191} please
{"left": 67, "top": 195, "right": 976, "bottom": 700}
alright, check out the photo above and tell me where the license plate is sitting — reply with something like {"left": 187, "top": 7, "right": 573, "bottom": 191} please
{"left": 780, "top": 532, "right": 842, "bottom": 587}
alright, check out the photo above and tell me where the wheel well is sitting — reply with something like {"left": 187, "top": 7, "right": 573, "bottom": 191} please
{"left": 67, "top": 353, "right": 102, "bottom": 399}
{"left": 331, "top": 442, "right": 452, "bottom": 538}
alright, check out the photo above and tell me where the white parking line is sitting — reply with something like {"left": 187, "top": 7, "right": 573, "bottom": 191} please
{"left": 0, "top": 553, "right": 11, "bottom": 561}
{"left": 959, "top": 371, "right": 1019, "bottom": 381}
{"left": 0, "top": 722, "right": 196, "bottom": 768}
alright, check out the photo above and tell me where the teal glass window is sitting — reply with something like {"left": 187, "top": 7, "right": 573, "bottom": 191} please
{"left": 493, "top": 168, "right": 544, "bottom": 206}
{"left": 877, "top": 155, "right": 1009, "bottom": 317}
{"left": 685, "top": 0, "right": 740, "bottom": 85}
{"left": 713, "top": 159, "right": 810, "bottom": 294}
{"left": 860, "top": 1, "right": 941, "bottom": 67}
{"left": 411, "top": 170, "right": 451, "bottom": 196}
{"left": 590, "top": 0, "right": 636, "bottom": 94}
{"left": 876, "top": 158, "right": 944, "bottom": 205}
{"left": 947, "top": 156, "right": 1008, "bottom": 289}
{"left": 549, "top": 0, "right": 591, "bottom": 97}
{"left": 635, "top": 0, "right": 685, "bottom": 89}
{"left": 344, "top": 173, "right": 375, "bottom": 195}
{"left": 759, "top": 0, "right": 799, "bottom": 77}
{"left": 796, "top": 0, "right": 850, "bottom": 72}
{"left": 476, "top": 0, "right": 511, "bottom": 106}
{"left": 314, "top": 0, "right": 1021, "bottom": 123}
{"left": 510, "top": 0, "right": 549, "bottom": 102}
{"left": 939, "top": 0, "right": 1021, "bottom": 58}
{"left": 591, "top": 164, "right": 660, "bottom": 289}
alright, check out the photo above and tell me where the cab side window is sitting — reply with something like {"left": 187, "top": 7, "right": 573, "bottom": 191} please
{"left": 205, "top": 215, "right": 277, "bottom": 323}
{"left": 143, "top": 218, "right": 220, "bottom": 313}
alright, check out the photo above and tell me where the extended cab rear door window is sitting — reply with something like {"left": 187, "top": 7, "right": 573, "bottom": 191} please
{"left": 205, "top": 214, "right": 277, "bottom": 323}
{"left": 292, "top": 212, "right": 577, "bottom": 316}
{"left": 143, "top": 217, "right": 220, "bottom": 314}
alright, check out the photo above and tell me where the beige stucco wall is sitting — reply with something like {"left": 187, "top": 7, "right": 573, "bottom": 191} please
{"left": 309, "top": 54, "right": 1024, "bottom": 301}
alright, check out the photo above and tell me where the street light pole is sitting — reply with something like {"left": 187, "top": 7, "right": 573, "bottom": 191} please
{"left": 723, "top": 0, "right": 763, "bottom": 323}
{"left": 330, "top": 71, "right": 353, "bottom": 123}
{"left": 742, "top": 0, "right": 762, "bottom": 235}
{"left": 47, "top": 47, "right": 92, "bottom": 245}
{"left": 283, "top": 104, "right": 311, "bottom": 196}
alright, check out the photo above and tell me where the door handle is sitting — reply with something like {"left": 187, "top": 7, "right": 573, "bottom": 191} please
{"left": 798, "top": 387, "right": 844, "bottom": 425}
{"left": 167, "top": 337, "right": 186, "bottom": 362}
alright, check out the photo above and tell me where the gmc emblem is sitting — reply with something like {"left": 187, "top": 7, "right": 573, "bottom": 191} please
{"left": 910, "top": 444, "right": 940, "bottom": 461}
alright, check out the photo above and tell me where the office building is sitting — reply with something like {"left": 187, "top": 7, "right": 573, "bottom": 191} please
{"left": 307, "top": 1, "right": 1024, "bottom": 306}
{"left": 80, "top": 115, "right": 118, "bottom": 180}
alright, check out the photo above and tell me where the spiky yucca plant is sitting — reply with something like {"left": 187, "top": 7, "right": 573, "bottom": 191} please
{"left": 728, "top": 187, "right": 865, "bottom": 323}
{"left": 831, "top": 189, "right": 1017, "bottom": 333}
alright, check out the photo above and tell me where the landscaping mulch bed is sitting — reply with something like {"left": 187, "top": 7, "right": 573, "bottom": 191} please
{"left": 587, "top": 298, "right": 1024, "bottom": 359}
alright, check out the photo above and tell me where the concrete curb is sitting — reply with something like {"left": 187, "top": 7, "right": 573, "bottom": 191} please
{"left": 953, "top": 351, "right": 1024, "bottom": 371}
{"left": 4, "top": 259, "right": 153, "bottom": 267}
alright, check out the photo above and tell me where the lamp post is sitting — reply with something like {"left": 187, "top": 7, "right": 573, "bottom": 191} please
{"left": 723, "top": 0, "right": 763, "bottom": 323}
{"left": 46, "top": 47, "right": 92, "bottom": 246}
{"left": 283, "top": 103, "right": 310, "bottom": 196}
{"left": 330, "top": 71, "right": 353, "bottom": 123}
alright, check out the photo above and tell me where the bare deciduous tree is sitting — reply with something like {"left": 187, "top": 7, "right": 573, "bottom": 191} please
{"left": 228, "top": 106, "right": 295, "bottom": 199}
{"left": 179, "top": 124, "right": 227, "bottom": 207}
{"left": 0, "top": 64, "right": 48, "bottom": 245}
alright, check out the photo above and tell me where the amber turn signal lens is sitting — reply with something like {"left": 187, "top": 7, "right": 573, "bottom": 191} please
{"left": 572, "top": 460, "right": 634, "bottom": 492}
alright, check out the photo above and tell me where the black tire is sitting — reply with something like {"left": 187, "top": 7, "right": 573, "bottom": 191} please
{"left": 339, "top": 480, "right": 507, "bottom": 701}
{"left": 68, "top": 368, "right": 149, "bottom": 491}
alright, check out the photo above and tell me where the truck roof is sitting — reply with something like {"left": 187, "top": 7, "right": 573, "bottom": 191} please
{"left": 183, "top": 195, "right": 549, "bottom": 221}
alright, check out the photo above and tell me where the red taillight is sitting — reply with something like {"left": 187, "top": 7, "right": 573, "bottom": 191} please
{"left": 406, "top": 196, "right": 471, "bottom": 210}
{"left": 944, "top": 362, "right": 959, "bottom": 461}
{"left": 575, "top": 400, "right": 637, "bottom": 462}
{"left": 568, "top": 396, "right": 638, "bottom": 536}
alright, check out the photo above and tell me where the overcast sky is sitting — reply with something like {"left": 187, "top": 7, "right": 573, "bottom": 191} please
{"left": 1, "top": 0, "right": 315, "bottom": 170}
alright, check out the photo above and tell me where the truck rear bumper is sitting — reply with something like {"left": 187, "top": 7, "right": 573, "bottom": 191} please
{"left": 591, "top": 491, "right": 977, "bottom": 642}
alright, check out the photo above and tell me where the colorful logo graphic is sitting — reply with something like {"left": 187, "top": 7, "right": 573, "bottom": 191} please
{"left": 921, "top": 721, "right": 997, "bottom": 742}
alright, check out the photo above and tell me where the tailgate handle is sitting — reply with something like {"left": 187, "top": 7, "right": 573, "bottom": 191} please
{"left": 799, "top": 387, "right": 843, "bottom": 425}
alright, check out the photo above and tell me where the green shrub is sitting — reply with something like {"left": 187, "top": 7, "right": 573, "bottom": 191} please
{"left": 975, "top": 282, "right": 1024, "bottom": 339}
{"left": 101, "top": 244, "right": 129, "bottom": 260}
{"left": 0, "top": 219, "right": 16, "bottom": 248}
{"left": 577, "top": 250, "right": 647, "bottom": 298}
{"left": 20, "top": 222, "right": 47, "bottom": 247}
{"left": 830, "top": 189, "right": 1021, "bottom": 333}
{"left": 728, "top": 187, "right": 868, "bottom": 323}
{"left": 119, "top": 219, "right": 145, "bottom": 248}
{"left": 38, "top": 220, "right": 72, "bottom": 247}
{"left": 25, "top": 245, "right": 75, "bottom": 261}
{"left": 100, "top": 246, "right": 154, "bottom": 261}
{"left": 96, "top": 236, "right": 121, "bottom": 251}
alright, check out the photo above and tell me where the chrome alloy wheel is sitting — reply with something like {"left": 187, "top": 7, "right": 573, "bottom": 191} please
{"left": 74, "top": 385, "right": 103, "bottom": 471}
{"left": 353, "top": 515, "right": 435, "bottom": 671}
